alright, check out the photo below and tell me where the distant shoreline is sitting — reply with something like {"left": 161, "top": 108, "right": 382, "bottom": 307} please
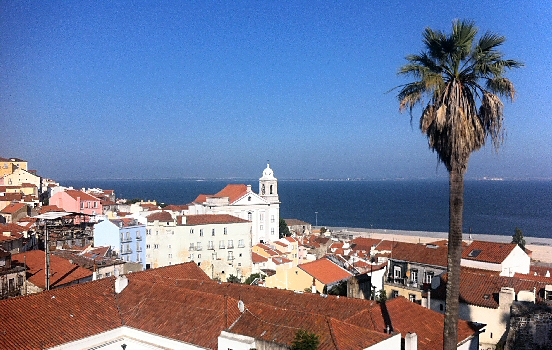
{"left": 327, "top": 227, "right": 552, "bottom": 246}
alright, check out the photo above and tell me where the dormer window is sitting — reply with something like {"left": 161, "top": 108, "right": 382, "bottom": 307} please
{"left": 468, "top": 249, "right": 482, "bottom": 258}
{"left": 248, "top": 196, "right": 251, "bottom": 201}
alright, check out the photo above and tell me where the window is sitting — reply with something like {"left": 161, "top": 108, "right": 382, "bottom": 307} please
{"left": 271, "top": 228, "right": 274, "bottom": 235}
{"left": 190, "top": 228, "right": 194, "bottom": 234}
{"left": 208, "top": 241, "right": 214, "bottom": 250}
{"left": 80, "top": 202, "right": 84, "bottom": 209}
{"left": 424, "top": 271, "right": 434, "bottom": 284}
{"left": 271, "top": 215, "right": 275, "bottom": 223}
{"left": 260, "top": 225, "right": 264, "bottom": 230}
{"left": 391, "top": 290, "right": 399, "bottom": 299}
{"left": 94, "top": 202, "right": 98, "bottom": 208}
{"left": 228, "top": 251, "right": 234, "bottom": 260}
{"left": 136, "top": 231, "right": 142, "bottom": 240}
{"left": 168, "top": 244, "right": 171, "bottom": 249}
{"left": 197, "top": 254, "right": 201, "bottom": 259}
{"left": 239, "top": 253, "right": 242, "bottom": 257}
{"left": 106, "top": 272, "right": 111, "bottom": 277}
{"left": 228, "top": 240, "right": 234, "bottom": 248}
{"left": 238, "top": 239, "right": 244, "bottom": 248}
{"left": 260, "top": 213, "right": 264, "bottom": 221}
{"left": 212, "top": 228, "right": 216, "bottom": 236}
{"left": 200, "top": 229, "right": 203, "bottom": 236}
{"left": 196, "top": 242, "right": 202, "bottom": 250}
{"left": 154, "top": 244, "right": 159, "bottom": 249}
{"left": 393, "top": 266, "right": 402, "bottom": 279}
{"left": 247, "top": 212, "right": 252, "bottom": 221}
{"left": 168, "top": 254, "right": 172, "bottom": 258}
{"left": 219, "top": 241, "right": 225, "bottom": 249}
{"left": 439, "top": 304, "right": 444, "bottom": 311}
{"left": 410, "top": 269, "right": 418, "bottom": 284}
{"left": 189, "top": 254, "right": 193, "bottom": 261}
{"left": 223, "top": 227, "right": 227, "bottom": 235}
{"left": 189, "top": 243, "right": 195, "bottom": 251}
{"left": 409, "top": 294, "right": 416, "bottom": 302}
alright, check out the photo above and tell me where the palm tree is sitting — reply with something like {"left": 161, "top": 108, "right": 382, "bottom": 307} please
{"left": 395, "top": 20, "right": 522, "bottom": 350}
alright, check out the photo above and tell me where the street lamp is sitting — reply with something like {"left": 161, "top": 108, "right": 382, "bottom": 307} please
{"left": 315, "top": 212, "right": 318, "bottom": 227}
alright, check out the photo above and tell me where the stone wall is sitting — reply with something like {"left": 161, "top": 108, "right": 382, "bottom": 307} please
{"left": 505, "top": 302, "right": 552, "bottom": 350}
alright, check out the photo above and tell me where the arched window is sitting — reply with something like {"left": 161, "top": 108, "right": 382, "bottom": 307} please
{"left": 247, "top": 212, "right": 252, "bottom": 221}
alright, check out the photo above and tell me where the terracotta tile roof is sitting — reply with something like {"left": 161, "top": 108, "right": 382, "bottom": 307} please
{"left": 0, "top": 193, "right": 23, "bottom": 201}
{"left": 273, "top": 241, "right": 287, "bottom": 247}
{"left": 146, "top": 211, "right": 173, "bottom": 222}
{"left": 213, "top": 184, "right": 249, "bottom": 203}
{"left": 65, "top": 189, "right": 101, "bottom": 202}
{"left": 38, "top": 205, "right": 64, "bottom": 213}
{"left": 433, "top": 267, "right": 552, "bottom": 308}
{"left": 462, "top": 240, "right": 517, "bottom": 264}
{"left": 0, "top": 223, "right": 24, "bottom": 242}
{"left": 163, "top": 204, "right": 189, "bottom": 211}
{"left": 375, "top": 240, "right": 396, "bottom": 251}
{"left": 193, "top": 194, "right": 208, "bottom": 203}
{"left": 284, "top": 236, "right": 297, "bottom": 243}
{"left": 299, "top": 258, "right": 353, "bottom": 285}
{"left": 346, "top": 297, "right": 479, "bottom": 348}
{"left": 12, "top": 250, "right": 92, "bottom": 289}
{"left": 390, "top": 241, "right": 448, "bottom": 267}
{"left": 0, "top": 202, "right": 26, "bottom": 214}
{"left": 350, "top": 237, "right": 381, "bottom": 251}
{"left": 0, "top": 261, "right": 479, "bottom": 350}
{"left": 184, "top": 214, "right": 249, "bottom": 225}
{"left": 0, "top": 277, "right": 121, "bottom": 350}
{"left": 252, "top": 252, "right": 268, "bottom": 263}
{"left": 227, "top": 301, "right": 393, "bottom": 350}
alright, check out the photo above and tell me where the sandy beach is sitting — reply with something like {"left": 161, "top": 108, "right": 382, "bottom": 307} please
{"left": 328, "top": 227, "right": 552, "bottom": 265}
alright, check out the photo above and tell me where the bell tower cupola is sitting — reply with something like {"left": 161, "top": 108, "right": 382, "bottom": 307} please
{"left": 259, "top": 163, "right": 279, "bottom": 204}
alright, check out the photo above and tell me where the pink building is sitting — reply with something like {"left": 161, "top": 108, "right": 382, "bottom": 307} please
{"left": 49, "top": 190, "right": 102, "bottom": 222}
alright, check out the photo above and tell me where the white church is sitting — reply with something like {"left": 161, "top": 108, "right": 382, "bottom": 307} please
{"left": 186, "top": 164, "right": 280, "bottom": 244}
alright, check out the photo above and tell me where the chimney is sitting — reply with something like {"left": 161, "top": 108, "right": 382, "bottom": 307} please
{"left": 115, "top": 275, "right": 128, "bottom": 293}
{"left": 311, "top": 277, "right": 317, "bottom": 294}
{"left": 405, "top": 333, "right": 418, "bottom": 350}
{"left": 427, "top": 289, "right": 431, "bottom": 309}
{"left": 247, "top": 184, "right": 252, "bottom": 192}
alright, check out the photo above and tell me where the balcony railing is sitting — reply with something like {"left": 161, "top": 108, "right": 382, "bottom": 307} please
{"left": 136, "top": 235, "right": 142, "bottom": 241}
{"left": 227, "top": 243, "right": 234, "bottom": 249}
{"left": 208, "top": 245, "right": 215, "bottom": 250}
{"left": 386, "top": 277, "right": 424, "bottom": 290}
{"left": 121, "top": 248, "right": 133, "bottom": 255}
{"left": 196, "top": 246, "right": 202, "bottom": 251}
{"left": 121, "top": 236, "right": 133, "bottom": 243}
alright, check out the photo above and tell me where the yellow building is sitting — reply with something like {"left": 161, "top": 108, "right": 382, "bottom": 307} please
{"left": 0, "top": 158, "right": 27, "bottom": 177}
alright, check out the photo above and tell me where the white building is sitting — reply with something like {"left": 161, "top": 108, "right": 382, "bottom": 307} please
{"left": 187, "top": 164, "right": 280, "bottom": 244}
{"left": 145, "top": 212, "right": 253, "bottom": 280}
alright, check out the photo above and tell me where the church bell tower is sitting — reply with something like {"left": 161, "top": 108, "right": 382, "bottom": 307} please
{"left": 259, "top": 163, "right": 279, "bottom": 204}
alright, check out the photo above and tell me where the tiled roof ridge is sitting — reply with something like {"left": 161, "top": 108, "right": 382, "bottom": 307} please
{"left": 326, "top": 316, "right": 340, "bottom": 350}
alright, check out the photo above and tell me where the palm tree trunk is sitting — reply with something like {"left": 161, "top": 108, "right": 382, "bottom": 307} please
{"left": 443, "top": 168, "right": 464, "bottom": 350}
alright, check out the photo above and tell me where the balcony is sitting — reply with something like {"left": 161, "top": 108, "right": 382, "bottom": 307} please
{"left": 227, "top": 243, "right": 234, "bottom": 249}
{"left": 208, "top": 245, "right": 215, "bottom": 250}
{"left": 196, "top": 246, "right": 203, "bottom": 251}
{"left": 136, "top": 235, "right": 142, "bottom": 241}
{"left": 386, "top": 277, "right": 425, "bottom": 290}
{"left": 121, "top": 236, "right": 133, "bottom": 243}
{"left": 121, "top": 248, "right": 133, "bottom": 255}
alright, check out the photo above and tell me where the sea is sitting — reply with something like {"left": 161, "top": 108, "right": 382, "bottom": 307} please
{"left": 61, "top": 179, "right": 552, "bottom": 239}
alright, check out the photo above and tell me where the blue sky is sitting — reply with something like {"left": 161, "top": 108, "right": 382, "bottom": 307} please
{"left": 1, "top": 1, "right": 551, "bottom": 180}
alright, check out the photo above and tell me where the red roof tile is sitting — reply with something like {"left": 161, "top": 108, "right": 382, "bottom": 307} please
{"left": 0, "top": 202, "right": 26, "bottom": 214}
{"left": 252, "top": 252, "right": 268, "bottom": 263}
{"left": 299, "top": 258, "right": 353, "bottom": 285}
{"left": 390, "top": 241, "right": 448, "bottom": 267}
{"left": 146, "top": 211, "right": 173, "bottom": 222}
{"left": 65, "top": 190, "right": 101, "bottom": 202}
{"left": 213, "top": 184, "right": 249, "bottom": 203}
{"left": 184, "top": 214, "right": 249, "bottom": 225}
{"left": 462, "top": 240, "right": 517, "bottom": 264}
{"left": 12, "top": 250, "right": 92, "bottom": 289}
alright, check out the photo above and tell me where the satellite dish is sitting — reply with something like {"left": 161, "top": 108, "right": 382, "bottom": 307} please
{"left": 238, "top": 300, "right": 245, "bottom": 313}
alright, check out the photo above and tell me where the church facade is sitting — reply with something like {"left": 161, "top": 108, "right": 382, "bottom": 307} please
{"left": 187, "top": 164, "right": 280, "bottom": 244}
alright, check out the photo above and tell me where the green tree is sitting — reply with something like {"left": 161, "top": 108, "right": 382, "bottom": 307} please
{"left": 226, "top": 274, "right": 241, "bottom": 283}
{"left": 376, "top": 289, "right": 387, "bottom": 303}
{"left": 319, "top": 227, "right": 327, "bottom": 234}
{"left": 395, "top": 20, "right": 522, "bottom": 350}
{"left": 291, "top": 329, "right": 320, "bottom": 350}
{"left": 279, "top": 218, "right": 291, "bottom": 238}
{"left": 244, "top": 273, "right": 261, "bottom": 285}
{"left": 512, "top": 227, "right": 526, "bottom": 251}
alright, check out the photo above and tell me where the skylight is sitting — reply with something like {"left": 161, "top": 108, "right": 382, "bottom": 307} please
{"left": 468, "top": 249, "right": 482, "bottom": 258}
